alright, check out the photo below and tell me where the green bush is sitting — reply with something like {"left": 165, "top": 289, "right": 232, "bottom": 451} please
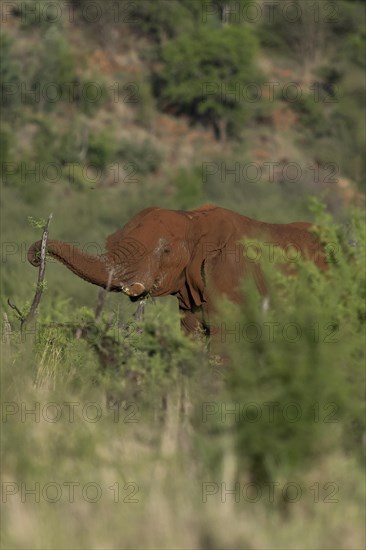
{"left": 87, "top": 130, "right": 117, "bottom": 171}
{"left": 116, "top": 138, "right": 162, "bottom": 175}
{"left": 216, "top": 206, "right": 365, "bottom": 482}
{"left": 129, "top": 0, "right": 207, "bottom": 43}
{"left": 259, "top": 0, "right": 333, "bottom": 62}
{"left": 291, "top": 94, "right": 329, "bottom": 137}
{"left": 259, "top": 0, "right": 365, "bottom": 67}
{"left": 157, "top": 25, "right": 260, "bottom": 139}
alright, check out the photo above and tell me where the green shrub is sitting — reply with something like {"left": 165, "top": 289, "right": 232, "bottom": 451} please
{"left": 87, "top": 130, "right": 117, "bottom": 171}
{"left": 259, "top": 0, "right": 332, "bottom": 62}
{"left": 157, "top": 25, "right": 260, "bottom": 139}
{"left": 116, "top": 138, "right": 162, "bottom": 175}
{"left": 129, "top": 0, "right": 206, "bottom": 43}
{"left": 291, "top": 94, "right": 329, "bottom": 136}
{"left": 217, "top": 205, "right": 365, "bottom": 482}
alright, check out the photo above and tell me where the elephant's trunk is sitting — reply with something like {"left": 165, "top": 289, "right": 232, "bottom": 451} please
{"left": 27, "top": 239, "right": 118, "bottom": 290}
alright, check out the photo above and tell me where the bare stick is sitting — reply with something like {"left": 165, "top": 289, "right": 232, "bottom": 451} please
{"left": 94, "top": 268, "right": 115, "bottom": 323}
{"left": 133, "top": 300, "right": 145, "bottom": 322}
{"left": 21, "top": 213, "right": 53, "bottom": 330}
{"left": 7, "top": 298, "right": 24, "bottom": 321}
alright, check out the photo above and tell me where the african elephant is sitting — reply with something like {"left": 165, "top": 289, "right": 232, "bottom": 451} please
{"left": 28, "top": 204, "right": 327, "bottom": 341}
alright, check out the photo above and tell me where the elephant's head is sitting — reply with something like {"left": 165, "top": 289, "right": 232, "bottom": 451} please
{"left": 106, "top": 207, "right": 193, "bottom": 299}
{"left": 28, "top": 205, "right": 229, "bottom": 304}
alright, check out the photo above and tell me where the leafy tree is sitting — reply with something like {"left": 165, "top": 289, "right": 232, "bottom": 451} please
{"left": 156, "top": 25, "right": 259, "bottom": 140}
{"left": 259, "top": 0, "right": 364, "bottom": 66}
{"left": 128, "top": 0, "right": 198, "bottom": 42}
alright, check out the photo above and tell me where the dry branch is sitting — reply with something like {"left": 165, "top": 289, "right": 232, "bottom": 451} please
{"left": 7, "top": 299, "right": 24, "bottom": 321}
{"left": 133, "top": 300, "right": 145, "bottom": 322}
{"left": 21, "top": 213, "right": 53, "bottom": 330}
{"left": 94, "top": 268, "right": 115, "bottom": 323}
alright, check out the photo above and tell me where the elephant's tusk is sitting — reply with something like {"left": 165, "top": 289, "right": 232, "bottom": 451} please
{"left": 121, "top": 282, "right": 146, "bottom": 297}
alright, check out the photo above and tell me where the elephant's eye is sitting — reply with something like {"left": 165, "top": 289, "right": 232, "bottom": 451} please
{"left": 156, "top": 239, "right": 171, "bottom": 256}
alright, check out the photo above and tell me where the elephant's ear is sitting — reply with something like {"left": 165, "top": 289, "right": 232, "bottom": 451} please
{"left": 185, "top": 208, "right": 235, "bottom": 307}
{"left": 106, "top": 207, "right": 160, "bottom": 252}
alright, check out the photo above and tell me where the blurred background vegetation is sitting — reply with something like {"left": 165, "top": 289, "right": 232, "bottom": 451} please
{"left": 1, "top": 1, "right": 365, "bottom": 548}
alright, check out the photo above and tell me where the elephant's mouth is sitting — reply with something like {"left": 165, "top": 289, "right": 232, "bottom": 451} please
{"left": 121, "top": 282, "right": 147, "bottom": 299}
{"left": 121, "top": 276, "right": 163, "bottom": 301}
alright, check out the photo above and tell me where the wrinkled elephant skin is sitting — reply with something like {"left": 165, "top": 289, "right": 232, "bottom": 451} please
{"left": 28, "top": 204, "right": 327, "bottom": 344}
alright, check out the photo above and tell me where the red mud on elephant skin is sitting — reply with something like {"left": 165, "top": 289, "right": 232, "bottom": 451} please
{"left": 28, "top": 204, "right": 327, "bottom": 348}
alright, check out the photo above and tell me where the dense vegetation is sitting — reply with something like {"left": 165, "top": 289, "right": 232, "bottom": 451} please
{"left": 1, "top": 1, "right": 365, "bottom": 548}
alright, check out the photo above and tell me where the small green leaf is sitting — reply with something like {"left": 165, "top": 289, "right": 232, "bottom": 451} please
{"left": 28, "top": 216, "right": 47, "bottom": 230}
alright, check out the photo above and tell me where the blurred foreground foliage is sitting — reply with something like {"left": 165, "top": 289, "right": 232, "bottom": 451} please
{"left": 217, "top": 206, "right": 365, "bottom": 482}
